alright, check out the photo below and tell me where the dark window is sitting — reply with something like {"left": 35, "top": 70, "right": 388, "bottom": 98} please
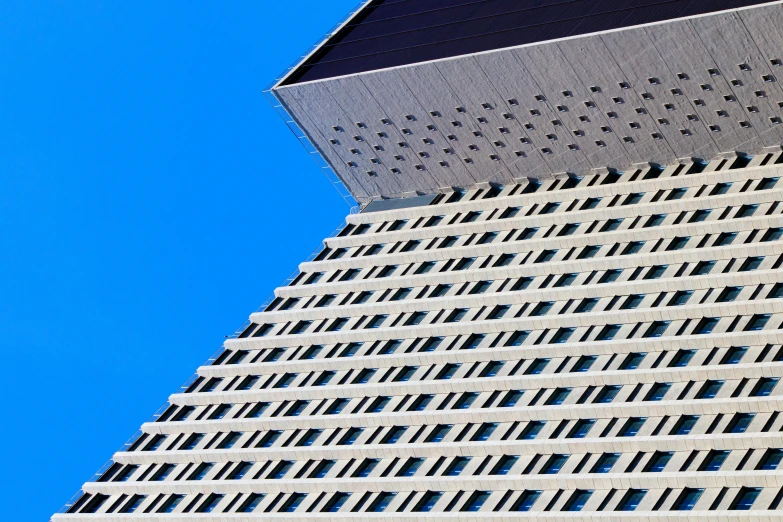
{"left": 562, "top": 490, "right": 592, "bottom": 511}
{"left": 518, "top": 421, "right": 545, "bottom": 440}
{"left": 696, "top": 380, "right": 724, "bottom": 399}
{"left": 511, "top": 490, "right": 541, "bottom": 511}
{"left": 616, "top": 489, "right": 647, "bottom": 511}
{"left": 644, "top": 451, "right": 673, "bottom": 472}
{"left": 750, "top": 377, "right": 779, "bottom": 397}
{"left": 729, "top": 487, "right": 761, "bottom": 510}
{"left": 540, "top": 454, "right": 569, "bottom": 474}
{"left": 620, "top": 353, "right": 646, "bottom": 370}
{"left": 756, "top": 449, "right": 783, "bottom": 470}
{"left": 670, "top": 415, "right": 699, "bottom": 435}
{"left": 644, "top": 383, "right": 671, "bottom": 401}
{"left": 716, "top": 286, "right": 742, "bottom": 302}
{"left": 691, "top": 260, "right": 715, "bottom": 275}
{"left": 591, "top": 453, "right": 620, "bottom": 473}
{"left": 700, "top": 450, "right": 730, "bottom": 471}
{"left": 671, "top": 488, "right": 703, "bottom": 510}
{"left": 567, "top": 419, "right": 596, "bottom": 438}
{"left": 593, "top": 385, "right": 621, "bottom": 403}
{"left": 413, "top": 491, "right": 442, "bottom": 512}
{"left": 724, "top": 413, "right": 754, "bottom": 433}
{"left": 443, "top": 456, "right": 471, "bottom": 476}
{"left": 426, "top": 424, "right": 452, "bottom": 443}
{"left": 693, "top": 317, "right": 719, "bottom": 334}
{"left": 745, "top": 314, "right": 770, "bottom": 331}
{"left": 669, "top": 349, "right": 695, "bottom": 367}
{"left": 721, "top": 346, "right": 747, "bottom": 364}
{"left": 618, "top": 417, "right": 646, "bottom": 436}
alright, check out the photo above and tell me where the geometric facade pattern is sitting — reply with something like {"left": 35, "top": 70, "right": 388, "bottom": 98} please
{"left": 274, "top": 2, "right": 783, "bottom": 203}
{"left": 55, "top": 155, "right": 783, "bottom": 518}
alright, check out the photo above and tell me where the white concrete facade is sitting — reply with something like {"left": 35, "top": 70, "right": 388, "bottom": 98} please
{"left": 54, "top": 155, "right": 783, "bottom": 519}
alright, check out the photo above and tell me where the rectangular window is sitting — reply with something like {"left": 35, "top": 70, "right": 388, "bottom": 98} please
{"left": 279, "top": 493, "right": 307, "bottom": 512}
{"left": 461, "top": 491, "right": 490, "bottom": 512}
{"left": 644, "top": 451, "right": 673, "bottom": 472}
{"left": 745, "top": 314, "right": 770, "bottom": 331}
{"left": 643, "top": 321, "right": 670, "bottom": 338}
{"left": 518, "top": 421, "right": 546, "bottom": 440}
{"left": 413, "top": 491, "right": 443, "bottom": 512}
{"left": 290, "top": 320, "right": 313, "bottom": 334}
{"left": 567, "top": 419, "right": 596, "bottom": 438}
{"left": 535, "top": 249, "right": 557, "bottom": 263}
{"left": 644, "top": 383, "right": 671, "bottom": 401}
{"left": 443, "top": 456, "right": 470, "bottom": 475}
{"left": 729, "top": 487, "right": 761, "bottom": 510}
{"left": 616, "top": 489, "right": 647, "bottom": 511}
{"left": 671, "top": 488, "right": 703, "bottom": 510}
{"left": 593, "top": 385, "right": 621, "bottom": 403}
{"left": 577, "top": 245, "right": 601, "bottom": 259}
{"left": 620, "top": 352, "right": 646, "bottom": 370}
{"left": 426, "top": 424, "right": 452, "bottom": 443}
{"left": 756, "top": 449, "right": 783, "bottom": 470}
{"left": 750, "top": 377, "right": 778, "bottom": 396}
{"left": 404, "top": 311, "right": 427, "bottom": 325}
{"left": 713, "top": 232, "right": 737, "bottom": 246}
{"left": 365, "top": 315, "right": 387, "bottom": 329}
{"left": 540, "top": 454, "right": 569, "bottom": 474}
{"left": 338, "top": 428, "right": 363, "bottom": 445}
{"left": 157, "top": 494, "right": 185, "bottom": 513}
{"left": 724, "top": 413, "right": 754, "bottom": 433}
{"left": 693, "top": 317, "right": 719, "bottom": 334}
{"left": 550, "top": 327, "right": 574, "bottom": 344}
{"left": 618, "top": 417, "right": 646, "bottom": 436}
{"left": 699, "top": 450, "right": 730, "bottom": 471}
{"left": 669, "top": 349, "right": 695, "bottom": 367}
{"left": 505, "top": 330, "right": 528, "bottom": 346}
{"left": 696, "top": 380, "right": 724, "bottom": 399}
{"left": 670, "top": 415, "right": 699, "bottom": 435}
{"left": 196, "top": 493, "right": 224, "bottom": 513}
{"left": 562, "top": 490, "right": 592, "bottom": 511}
{"left": 367, "top": 492, "right": 396, "bottom": 512}
{"left": 591, "top": 453, "right": 619, "bottom": 473}
{"left": 236, "top": 493, "right": 264, "bottom": 513}
{"left": 511, "top": 490, "right": 541, "bottom": 511}
{"left": 518, "top": 227, "right": 538, "bottom": 240}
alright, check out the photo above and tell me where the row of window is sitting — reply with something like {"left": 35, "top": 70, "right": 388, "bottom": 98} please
{"left": 71, "top": 483, "right": 781, "bottom": 515}
{"left": 256, "top": 284, "right": 782, "bottom": 345}
{"left": 138, "top": 408, "right": 783, "bottom": 466}
{"left": 200, "top": 343, "right": 782, "bottom": 390}
{"left": 268, "top": 266, "right": 782, "bottom": 329}
{"left": 291, "top": 224, "right": 783, "bottom": 296}
{"left": 103, "top": 445, "right": 783, "bottom": 488}
{"left": 314, "top": 198, "right": 783, "bottom": 270}
{"left": 333, "top": 172, "right": 778, "bottom": 241}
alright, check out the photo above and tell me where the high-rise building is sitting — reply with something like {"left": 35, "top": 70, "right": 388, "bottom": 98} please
{"left": 55, "top": 1, "right": 783, "bottom": 519}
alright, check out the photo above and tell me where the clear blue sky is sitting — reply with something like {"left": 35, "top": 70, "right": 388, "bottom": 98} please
{"left": 0, "top": 1, "right": 357, "bottom": 519}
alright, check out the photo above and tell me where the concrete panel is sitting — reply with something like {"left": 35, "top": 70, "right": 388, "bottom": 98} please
{"left": 513, "top": 43, "right": 632, "bottom": 172}
{"left": 601, "top": 26, "right": 720, "bottom": 161}
{"left": 644, "top": 20, "right": 763, "bottom": 155}
{"left": 357, "top": 71, "right": 478, "bottom": 190}
{"left": 691, "top": 11, "right": 783, "bottom": 149}
{"left": 323, "top": 77, "right": 433, "bottom": 195}
{"left": 274, "top": 3, "right": 783, "bottom": 203}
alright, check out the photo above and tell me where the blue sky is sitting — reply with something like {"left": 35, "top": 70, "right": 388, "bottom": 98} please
{"left": 0, "top": 1, "right": 357, "bottom": 518}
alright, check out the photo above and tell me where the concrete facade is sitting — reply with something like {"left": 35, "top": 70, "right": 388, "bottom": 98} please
{"left": 274, "top": 2, "right": 783, "bottom": 204}
{"left": 54, "top": 156, "right": 783, "bottom": 518}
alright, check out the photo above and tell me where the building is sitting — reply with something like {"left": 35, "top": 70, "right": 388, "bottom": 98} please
{"left": 54, "top": 0, "right": 783, "bottom": 518}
